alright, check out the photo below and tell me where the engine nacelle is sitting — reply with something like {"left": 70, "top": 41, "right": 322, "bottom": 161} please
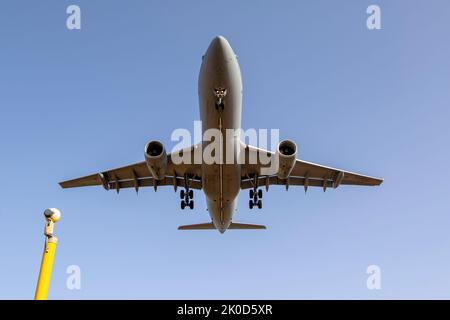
{"left": 276, "top": 139, "right": 297, "bottom": 179}
{"left": 144, "top": 140, "right": 167, "bottom": 180}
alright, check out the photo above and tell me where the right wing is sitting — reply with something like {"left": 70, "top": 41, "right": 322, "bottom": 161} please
{"left": 241, "top": 145, "right": 383, "bottom": 191}
{"left": 60, "top": 146, "right": 202, "bottom": 192}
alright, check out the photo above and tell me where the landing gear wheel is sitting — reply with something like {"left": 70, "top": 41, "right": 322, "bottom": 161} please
{"left": 181, "top": 201, "right": 186, "bottom": 210}
{"left": 258, "top": 189, "right": 263, "bottom": 198}
{"left": 189, "top": 201, "right": 194, "bottom": 210}
{"left": 189, "top": 190, "right": 194, "bottom": 199}
{"left": 249, "top": 189, "right": 254, "bottom": 198}
{"left": 257, "top": 200, "right": 262, "bottom": 209}
{"left": 180, "top": 190, "right": 185, "bottom": 199}
{"left": 249, "top": 200, "right": 254, "bottom": 209}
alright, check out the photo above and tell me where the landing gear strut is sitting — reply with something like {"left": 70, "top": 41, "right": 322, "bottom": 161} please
{"left": 180, "top": 187, "right": 194, "bottom": 210}
{"left": 249, "top": 188, "right": 263, "bottom": 210}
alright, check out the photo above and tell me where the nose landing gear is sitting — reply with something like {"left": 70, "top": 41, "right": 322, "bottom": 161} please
{"left": 214, "top": 87, "right": 227, "bottom": 112}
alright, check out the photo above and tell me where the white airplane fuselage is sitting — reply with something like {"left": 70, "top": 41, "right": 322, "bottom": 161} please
{"left": 198, "top": 36, "right": 242, "bottom": 233}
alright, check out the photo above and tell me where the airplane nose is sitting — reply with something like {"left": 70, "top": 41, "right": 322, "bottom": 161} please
{"left": 205, "top": 36, "right": 234, "bottom": 62}
{"left": 211, "top": 36, "right": 228, "bottom": 49}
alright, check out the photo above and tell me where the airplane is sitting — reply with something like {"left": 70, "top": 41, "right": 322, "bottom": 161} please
{"left": 60, "top": 36, "right": 383, "bottom": 233}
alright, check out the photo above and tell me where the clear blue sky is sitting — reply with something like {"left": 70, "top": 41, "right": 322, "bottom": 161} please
{"left": 1, "top": 0, "right": 449, "bottom": 299}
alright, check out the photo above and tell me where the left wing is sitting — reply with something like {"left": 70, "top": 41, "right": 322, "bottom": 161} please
{"left": 241, "top": 145, "right": 383, "bottom": 191}
{"left": 60, "top": 147, "right": 202, "bottom": 192}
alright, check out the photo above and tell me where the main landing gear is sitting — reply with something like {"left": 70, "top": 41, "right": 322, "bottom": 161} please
{"left": 249, "top": 188, "right": 263, "bottom": 210}
{"left": 180, "top": 188, "right": 194, "bottom": 210}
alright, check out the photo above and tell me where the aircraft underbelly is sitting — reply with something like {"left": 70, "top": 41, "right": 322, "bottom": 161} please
{"left": 201, "top": 110, "right": 241, "bottom": 228}
{"left": 201, "top": 98, "right": 241, "bottom": 228}
{"left": 198, "top": 36, "right": 243, "bottom": 230}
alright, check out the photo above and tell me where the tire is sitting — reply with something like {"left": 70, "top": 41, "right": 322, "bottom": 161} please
{"left": 249, "top": 189, "right": 254, "bottom": 198}
{"left": 258, "top": 189, "right": 263, "bottom": 198}
{"left": 181, "top": 201, "right": 186, "bottom": 210}
{"left": 189, "top": 200, "right": 194, "bottom": 210}
{"left": 249, "top": 200, "right": 254, "bottom": 209}
{"left": 180, "top": 190, "right": 185, "bottom": 199}
{"left": 257, "top": 200, "right": 262, "bottom": 209}
{"left": 189, "top": 190, "right": 194, "bottom": 198}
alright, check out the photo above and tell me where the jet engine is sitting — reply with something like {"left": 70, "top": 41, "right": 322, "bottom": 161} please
{"left": 144, "top": 140, "right": 167, "bottom": 180}
{"left": 276, "top": 139, "right": 297, "bottom": 179}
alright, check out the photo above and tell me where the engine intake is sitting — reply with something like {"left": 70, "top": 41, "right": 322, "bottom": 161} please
{"left": 144, "top": 140, "right": 167, "bottom": 180}
{"left": 276, "top": 139, "right": 297, "bottom": 179}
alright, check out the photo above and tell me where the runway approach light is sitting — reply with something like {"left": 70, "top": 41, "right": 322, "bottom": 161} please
{"left": 34, "top": 208, "right": 62, "bottom": 300}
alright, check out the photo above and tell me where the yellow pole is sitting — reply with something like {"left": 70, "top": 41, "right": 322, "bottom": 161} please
{"left": 34, "top": 208, "right": 61, "bottom": 300}
{"left": 34, "top": 237, "right": 58, "bottom": 300}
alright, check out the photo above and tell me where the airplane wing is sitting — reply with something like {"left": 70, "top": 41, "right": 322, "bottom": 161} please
{"left": 240, "top": 145, "right": 383, "bottom": 191}
{"left": 60, "top": 146, "right": 202, "bottom": 192}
